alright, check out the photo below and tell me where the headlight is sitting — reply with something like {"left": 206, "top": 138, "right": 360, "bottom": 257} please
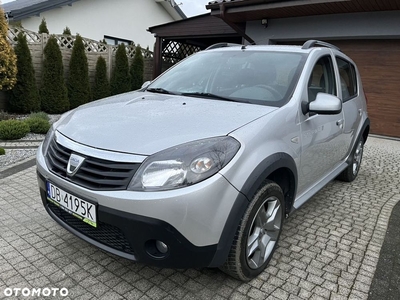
{"left": 128, "top": 136, "right": 240, "bottom": 191}
{"left": 41, "top": 110, "right": 73, "bottom": 155}
{"left": 41, "top": 124, "right": 55, "bottom": 156}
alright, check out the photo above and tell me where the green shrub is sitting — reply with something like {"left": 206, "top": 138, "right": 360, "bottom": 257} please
{"left": 68, "top": 34, "right": 91, "bottom": 108}
{"left": 0, "top": 111, "right": 12, "bottom": 121}
{"left": 93, "top": 56, "right": 110, "bottom": 100}
{"left": 8, "top": 32, "right": 41, "bottom": 113}
{"left": 25, "top": 117, "right": 50, "bottom": 134}
{"left": 38, "top": 18, "right": 49, "bottom": 34}
{"left": 130, "top": 45, "right": 144, "bottom": 90}
{"left": 29, "top": 111, "right": 49, "bottom": 122}
{"left": 0, "top": 147, "right": 5, "bottom": 155}
{"left": 40, "top": 35, "right": 69, "bottom": 113}
{"left": 110, "top": 44, "right": 131, "bottom": 95}
{"left": 0, "top": 120, "right": 30, "bottom": 140}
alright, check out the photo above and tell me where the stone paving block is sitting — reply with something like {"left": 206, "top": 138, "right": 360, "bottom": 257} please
{"left": 270, "top": 288, "right": 289, "bottom": 300}
{"left": 298, "top": 288, "right": 313, "bottom": 299}
{"left": 281, "top": 282, "right": 300, "bottom": 295}
{"left": 1, "top": 137, "right": 400, "bottom": 299}
{"left": 229, "top": 292, "right": 248, "bottom": 300}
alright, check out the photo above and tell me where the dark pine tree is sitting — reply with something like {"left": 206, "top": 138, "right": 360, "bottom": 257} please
{"left": 93, "top": 56, "right": 110, "bottom": 100}
{"left": 40, "top": 36, "right": 69, "bottom": 113}
{"left": 130, "top": 45, "right": 144, "bottom": 90}
{"left": 110, "top": 44, "right": 131, "bottom": 95}
{"left": 68, "top": 34, "right": 91, "bottom": 108}
{"left": 38, "top": 18, "right": 49, "bottom": 34}
{"left": 8, "top": 32, "right": 40, "bottom": 113}
{"left": 63, "top": 26, "right": 71, "bottom": 35}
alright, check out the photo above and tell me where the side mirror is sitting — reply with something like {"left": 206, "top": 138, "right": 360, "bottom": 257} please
{"left": 141, "top": 81, "right": 151, "bottom": 89}
{"left": 306, "top": 93, "right": 342, "bottom": 115}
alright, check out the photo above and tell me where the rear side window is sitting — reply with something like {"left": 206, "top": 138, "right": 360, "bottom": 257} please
{"left": 336, "top": 57, "right": 357, "bottom": 101}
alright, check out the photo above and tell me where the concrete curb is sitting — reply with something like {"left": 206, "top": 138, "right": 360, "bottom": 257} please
{"left": 0, "top": 157, "right": 36, "bottom": 179}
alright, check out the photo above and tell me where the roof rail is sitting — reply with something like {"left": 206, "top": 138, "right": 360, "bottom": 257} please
{"left": 302, "top": 40, "right": 340, "bottom": 51}
{"left": 206, "top": 42, "right": 241, "bottom": 50}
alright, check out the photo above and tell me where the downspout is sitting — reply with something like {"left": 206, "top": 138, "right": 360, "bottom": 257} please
{"left": 219, "top": 3, "right": 256, "bottom": 45}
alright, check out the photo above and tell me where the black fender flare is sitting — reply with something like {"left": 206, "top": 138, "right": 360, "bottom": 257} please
{"left": 240, "top": 152, "right": 298, "bottom": 202}
{"left": 347, "top": 118, "right": 370, "bottom": 165}
{"left": 209, "top": 152, "right": 298, "bottom": 267}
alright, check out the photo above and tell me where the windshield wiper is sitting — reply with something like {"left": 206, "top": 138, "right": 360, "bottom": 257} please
{"left": 146, "top": 88, "right": 176, "bottom": 95}
{"left": 181, "top": 92, "right": 240, "bottom": 102}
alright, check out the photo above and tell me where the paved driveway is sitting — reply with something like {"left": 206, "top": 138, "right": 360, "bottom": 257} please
{"left": 1, "top": 137, "right": 399, "bottom": 300}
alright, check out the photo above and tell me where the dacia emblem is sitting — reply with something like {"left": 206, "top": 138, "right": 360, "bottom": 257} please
{"left": 67, "top": 154, "right": 85, "bottom": 176}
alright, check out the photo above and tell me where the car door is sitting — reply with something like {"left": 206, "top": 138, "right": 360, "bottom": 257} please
{"left": 335, "top": 56, "right": 363, "bottom": 157}
{"left": 297, "top": 54, "right": 346, "bottom": 194}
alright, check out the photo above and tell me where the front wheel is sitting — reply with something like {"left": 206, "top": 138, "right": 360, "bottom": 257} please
{"left": 220, "top": 180, "right": 284, "bottom": 281}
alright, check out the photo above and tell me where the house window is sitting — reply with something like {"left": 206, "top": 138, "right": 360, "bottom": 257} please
{"left": 104, "top": 35, "right": 132, "bottom": 46}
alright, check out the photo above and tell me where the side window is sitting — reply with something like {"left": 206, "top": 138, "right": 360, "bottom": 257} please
{"left": 336, "top": 57, "right": 357, "bottom": 101}
{"left": 308, "top": 56, "right": 336, "bottom": 102}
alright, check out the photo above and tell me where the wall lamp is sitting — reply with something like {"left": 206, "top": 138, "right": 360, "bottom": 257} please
{"left": 261, "top": 18, "right": 268, "bottom": 28}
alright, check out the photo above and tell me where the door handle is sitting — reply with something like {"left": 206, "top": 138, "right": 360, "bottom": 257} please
{"left": 336, "top": 119, "right": 344, "bottom": 128}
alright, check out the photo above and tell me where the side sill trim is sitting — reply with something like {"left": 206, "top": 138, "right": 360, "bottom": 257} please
{"left": 292, "top": 161, "right": 348, "bottom": 211}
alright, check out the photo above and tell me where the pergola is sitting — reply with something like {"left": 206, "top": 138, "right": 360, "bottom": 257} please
{"left": 148, "top": 13, "right": 243, "bottom": 78}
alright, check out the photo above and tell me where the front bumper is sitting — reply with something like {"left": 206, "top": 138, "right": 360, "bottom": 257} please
{"left": 36, "top": 143, "right": 248, "bottom": 268}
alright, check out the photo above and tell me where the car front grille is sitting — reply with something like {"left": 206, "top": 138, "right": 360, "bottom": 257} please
{"left": 46, "top": 138, "right": 140, "bottom": 191}
{"left": 48, "top": 201, "right": 134, "bottom": 255}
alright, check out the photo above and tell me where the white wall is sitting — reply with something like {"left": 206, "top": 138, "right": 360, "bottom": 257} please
{"left": 20, "top": 0, "right": 178, "bottom": 48}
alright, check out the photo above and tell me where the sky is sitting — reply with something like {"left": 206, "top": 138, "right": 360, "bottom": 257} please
{"left": 179, "top": 0, "right": 209, "bottom": 17}
{"left": 0, "top": 0, "right": 210, "bottom": 17}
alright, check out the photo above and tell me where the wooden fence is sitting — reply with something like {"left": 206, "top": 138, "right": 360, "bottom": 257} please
{"left": 0, "top": 27, "right": 156, "bottom": 111}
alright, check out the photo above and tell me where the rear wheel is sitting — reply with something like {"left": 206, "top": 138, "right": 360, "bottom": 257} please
{"left": 337, "top": 137, "right": 364, "bottom": 182}
{"left": 220, "top": 180, "right": 284, "bottom": 281}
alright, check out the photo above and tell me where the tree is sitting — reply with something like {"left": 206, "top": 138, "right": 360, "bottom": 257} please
{"left": 110, "top": 44, "right": 131, "bottom": 95}
{"left": 38, "top": 18, "right": 49, "bottom": 34}
{"left": 63, "top": 26, "right": 71, "bottom": 35}
{"left": 8, "top": 32, "right": 40, "bottom": 113}
{"left": 0, "top": 7, "right": 17, "bottom": 91}
{"left": 40, "top": 36, "right": 69, "bottom": 113}
{"left": 61, "top": 26, "right": 72, "bottom": 49}
{"left": 68, "top": 34, "right": 91, "bottom": 108}
{"left": 130, "top": 45, "right": 144, "bottom": 90}
{"left": 93, "top": 56, "right": 110, "bottom": 100}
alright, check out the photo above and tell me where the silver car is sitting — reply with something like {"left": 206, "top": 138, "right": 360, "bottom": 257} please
{"left": 36, "top": 40, "right": 369, "bottom": 281}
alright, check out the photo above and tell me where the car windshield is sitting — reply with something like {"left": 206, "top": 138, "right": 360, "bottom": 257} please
{"left": 147, "top": 50, "right": 307, "bottom": 107}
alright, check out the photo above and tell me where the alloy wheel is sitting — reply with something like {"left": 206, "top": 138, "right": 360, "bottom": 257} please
{"left": 246, "top": 197, "right": 282, "bottom": 269}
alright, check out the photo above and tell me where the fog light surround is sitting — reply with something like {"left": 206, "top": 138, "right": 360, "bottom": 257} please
{"left": 145, "top": 239, "right": 169, "bottom": 258}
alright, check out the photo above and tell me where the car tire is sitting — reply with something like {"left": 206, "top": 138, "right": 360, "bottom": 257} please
{"left": 337, "top": 136, "right": 364, "bottom": 182}
{"left": 219, "top": 180, "right": 284, "bottom": 281}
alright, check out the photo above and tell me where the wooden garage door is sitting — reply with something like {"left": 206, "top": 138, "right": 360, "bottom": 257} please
{"left": 330, "top": 40, "right": 400, "bottom": 138}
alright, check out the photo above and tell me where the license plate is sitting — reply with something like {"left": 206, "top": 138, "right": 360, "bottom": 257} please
{"left": 46, "top": 182, "right": 97, "bottom": 228}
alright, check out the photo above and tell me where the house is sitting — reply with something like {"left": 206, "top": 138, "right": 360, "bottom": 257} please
{"left": 149, "top": 0, "right": 400, "bottom": 138}
{"left": 2, "top": 0, "right": 186, "bottom": 48}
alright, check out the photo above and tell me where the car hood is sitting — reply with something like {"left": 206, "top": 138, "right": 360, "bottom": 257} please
{"left": 56, "top": 92, "right": 277, "bottom": 155}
